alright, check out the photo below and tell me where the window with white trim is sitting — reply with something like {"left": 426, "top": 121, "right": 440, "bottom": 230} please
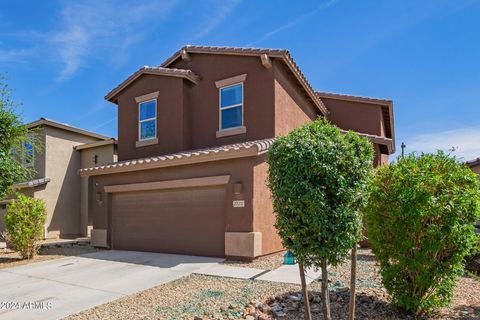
{"left": 219, "top": 83, "right": 243, "bottom": 130}
{"left": 138, "top": 99, "right": 157, "bottom": 141}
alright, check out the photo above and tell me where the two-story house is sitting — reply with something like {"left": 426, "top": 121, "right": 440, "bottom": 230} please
{"left": 80, "top": 46, "right": 395, "bottom": 259}
{"left": 0, "top": 118, "right": 117, "bottom": 239}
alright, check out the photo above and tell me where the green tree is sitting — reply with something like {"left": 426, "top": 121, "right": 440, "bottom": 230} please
{"left": 267, "top": 118, "right": 374, "bottom": 319}
{"left": 5, "top": 194, "right": 47, "bottom": 259}
{"left": 0, "top": 76, "right": 31, "bottom": 199}
{"left": 365, "top": 152, "right": 480, "bottom": 314}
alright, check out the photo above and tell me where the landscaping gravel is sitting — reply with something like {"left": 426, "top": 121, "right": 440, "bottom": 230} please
{"left": 221, "top": 251, "right": 285, "bottom": 270}
{"left": 65, "top": 248, "right": 480, "bottom": 320}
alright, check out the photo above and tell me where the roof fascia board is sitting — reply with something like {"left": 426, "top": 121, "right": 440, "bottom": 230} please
{"left": 27, "top": 119, "right": 110, "bottom": 141}
{"left": 161, "top": 47, "right": 328, "bottom": 115}
{"left": 105, "top": 68, "right": 199, "bottom": 103}
{"left": 75, "top": 139, "right": 117, "bottom": 150}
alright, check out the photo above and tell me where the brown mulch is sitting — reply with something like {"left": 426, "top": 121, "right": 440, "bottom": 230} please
{"left": 0, "top": 243, "right": 101, "bottom": 269}
{"left": 66, "top": 249, "right": 480, "bottom": 320}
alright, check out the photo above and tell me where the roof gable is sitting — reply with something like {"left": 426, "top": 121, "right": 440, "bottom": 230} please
{"left": 27, "top": 118, "right": 110, "bottom": 141}
{"left": 316, "top": 91, "right": 395, "bottom": 153}
{"left": 161, "top": 45, "right": 328, "bottom": 116}
{"left": 105, "top": 66, "right": 200, "bottom": 103}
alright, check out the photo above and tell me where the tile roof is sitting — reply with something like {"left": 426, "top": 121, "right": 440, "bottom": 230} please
{"left": 160, "top": 45, "right": 328, "bottom": 115}
{"left": 80, "top": 129, "right": 394, "bottom": 177}
{"left": 15, "top": 177, "right": 51, "bottom": 189}
{"left": 80, "top": 138, "right": 276, "bottom": 176}
{"left": 105, "top": 66, "right": 200, "bottom": 102}
{"left": 466, "top": 158, "right": 480, "bottom": 167}
{"left": 317, "top": 91, "right": 395, "bottom": 152}
{"left": 28, "top": 118, "right": 111, "bottom": 141}
{"left": 316, "top": 91, "right": 392, "bottom": 105}
{"left": 340, "top": 130, "right": 394, "bottom": 154}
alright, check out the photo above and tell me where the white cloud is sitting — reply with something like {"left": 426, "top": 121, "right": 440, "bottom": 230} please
{"left": 0, "top": 48, "right": 34, "bottom": 63}
{"left": 405, "top": 127, "right": 480, "bottom": 162}
{"left": 247, "top": 0, "right": 338, "bottom": 46}
{"left": 189, "top": 0, "right": 242, "bottom": 42}
{"left": 50, "top": 0, "right": 178, "bottom": 80}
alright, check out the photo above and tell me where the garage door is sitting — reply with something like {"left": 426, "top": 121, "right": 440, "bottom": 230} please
{"left": 111, "top": 186, "right": 226, "bottom": 257}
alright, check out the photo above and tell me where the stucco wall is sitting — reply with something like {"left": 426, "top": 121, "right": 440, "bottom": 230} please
{"left": 253, "top": 155, "right": 283, "bottom": 255}
{"left": 80, "top": 144, "right": 117, "bottom": 236}
{"left": 117, "top": 75, "right": 186, "bottom": 161}
{"left": 273, "top": 61, "right": 319, "bottom": 136}
{"left": 470, "top": 163, "right": 480, "bottom": 176}
{"left": 163, "top": 54, "right": 275, "bottom": 149}
{"left": 42, "top": 126, "right": 103, "bottom": 238}
{"left": 324, "top": 97, "right": 385, "bottom": 137}
{"left": 90, "top": 157, "right": 256, "bottom": 252}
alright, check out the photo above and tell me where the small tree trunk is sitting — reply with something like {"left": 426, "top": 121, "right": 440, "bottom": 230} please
{"left": 299, "top": 263, "right": 312, "bottom": 320}
{"left": 321, "top": 260, "right": 332, "bottom": 320}
{"left": 349, "top": 244, "right": 358, "bottom": 320}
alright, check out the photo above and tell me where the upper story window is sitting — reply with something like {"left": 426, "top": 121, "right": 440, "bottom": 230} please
{"left": 138, "top": 99, "right": 157, "bottom": 141}
{"left": 22, "top": 137, "right": 34, "bottom": 167}
{"left": 219, "top": 83, "right": 243, "bottom": 130}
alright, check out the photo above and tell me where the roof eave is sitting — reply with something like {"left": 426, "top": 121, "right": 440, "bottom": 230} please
{"left": 105, "top": 68, "right": 200, "bottom": 103}
{"left": 318, "top": 92, "right": 395, "bottom": 153}
{"left": 74, "top": 138, "right": 117, "bottom": 150}
{"left": 466, "top": 158, "right": 480, "bottom": 167}
{"left": 27, "top": 119, "right": 110, "bottom": 141}
{"left": 160, "top": 46, "right": 328, "bottom": 116}
{"left": 80, "top": 146, "right": 261, "bottom": 177}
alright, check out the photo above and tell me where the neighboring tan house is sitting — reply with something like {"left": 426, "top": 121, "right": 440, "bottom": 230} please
{"left": 0, "top": 118, "right": 117, "bottom": 239}
{"left": 466, "top": 157, "right": 480, "bottom": 231}
{"left": 80, "top": 45, "right": 395, "bottom": 259}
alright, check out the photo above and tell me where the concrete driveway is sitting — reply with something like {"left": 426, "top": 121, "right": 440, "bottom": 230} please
{"left": 0, "top": 250, "right": 223, "bottom": 320}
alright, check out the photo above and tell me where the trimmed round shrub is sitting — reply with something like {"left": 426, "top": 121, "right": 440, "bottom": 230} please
{"left": 365, "top": 152, "right": 480, "bottom": 313}
{"left": 267, "top": 118, "right": 374, "bottom": 268}
{"left": 5, "top": 194, "right": 46, "bottom": 259}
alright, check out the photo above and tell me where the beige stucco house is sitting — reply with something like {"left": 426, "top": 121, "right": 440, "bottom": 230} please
{"left": 0, "top": 118, "right": 117, "bottom": 239}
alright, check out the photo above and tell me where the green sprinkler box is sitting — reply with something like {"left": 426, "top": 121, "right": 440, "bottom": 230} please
{"left": 283, "top": 250, "right": 295, "bottom": 265}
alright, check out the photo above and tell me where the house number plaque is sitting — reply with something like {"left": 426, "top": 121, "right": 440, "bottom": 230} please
{"left": 233, "top": 200, "right": 245, "bottom": 208}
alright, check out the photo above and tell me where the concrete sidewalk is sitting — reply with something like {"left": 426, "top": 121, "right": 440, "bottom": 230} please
{"left": 195, "top": 263, "right": 322, "bottom": 285}
{"left": 0, "top": 250, "right": 222, "bottom": 320}
{"left": 255, "top": 264, "right": 322, "bottom": 284}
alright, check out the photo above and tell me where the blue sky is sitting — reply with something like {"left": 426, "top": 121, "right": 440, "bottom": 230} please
{"left": 1, "top": 0, "right": 480, "bottom": 160}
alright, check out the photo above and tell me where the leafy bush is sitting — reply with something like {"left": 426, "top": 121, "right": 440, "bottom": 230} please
{"left": 267, "top": 118, "right": 374, "bottom": 318}
{"left": 0, "top": 76, "right": 32, "bottom": 199}
{"left": 465, "top": 235, "right": 480, "bottom": 276}
{"left": 5, "top": 194, "right": 46, "bottom": 259}
{"left": 365, "top": 152, "right": 480, "bottom": 313}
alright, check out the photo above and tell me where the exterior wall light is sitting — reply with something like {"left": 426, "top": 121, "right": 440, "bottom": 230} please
{"left": 233, "top": 182, "right": 243, "bottom": 195}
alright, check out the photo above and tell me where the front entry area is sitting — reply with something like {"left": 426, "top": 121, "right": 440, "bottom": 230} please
{"left": 111, "top": 186, "right": 226, "bottom": 257}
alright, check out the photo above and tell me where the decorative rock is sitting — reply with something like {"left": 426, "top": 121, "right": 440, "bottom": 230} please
{"left": 273, "top": 310, "right": 286, "bottom": 317}
{"left": 258, "top": 304, "right": 271, "bottom": 314}
{"left": 245, "top": 315, "right": 255, "bottom": 320}
{"left": 246, "top": 306, "right": 256, "bottom": 315}
{"left": 270, "top": 303, "right": 283, "bottom": 313}
{"left": 288, "top": 294, "right": 302, "bottom": 302}
{"left": 311, "top": 304, "right": 321, "bottom": 313}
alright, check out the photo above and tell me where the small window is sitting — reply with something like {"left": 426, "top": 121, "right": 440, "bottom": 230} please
{"left": 219, "top": 83, "right": 243, "bottom": 130}
{"left": 23, "top": 137, "right": 34, "bottom": 167}
{"left": 138, "top": 99, "right": 157, "bottom": 141}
